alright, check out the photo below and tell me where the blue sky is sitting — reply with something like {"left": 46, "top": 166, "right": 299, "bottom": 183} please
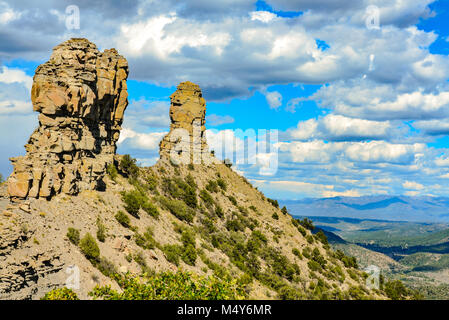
{"left": 1, "top": 0, "right": 449, "bottom": 200}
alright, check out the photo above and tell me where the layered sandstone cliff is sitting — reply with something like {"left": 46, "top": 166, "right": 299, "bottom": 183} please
{"left": 7, "top": 38, "right": 128, "bottom": 200}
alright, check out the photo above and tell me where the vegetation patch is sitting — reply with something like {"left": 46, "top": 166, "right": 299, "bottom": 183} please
{"left": 66, "top": 227, "right": 80, "bottom": 245}
{"left": 41, "top": 288, "right": 79, "bottom": 300}
{"left": 115, "top": 211, "right": 131, "bottom": 228}
{"left": 89, "top": 271, "right": 245, "bottom": 300}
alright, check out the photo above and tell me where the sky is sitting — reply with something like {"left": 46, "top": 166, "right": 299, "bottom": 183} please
{"left": 0, "top": 0, "right": 449, "bottom": 200}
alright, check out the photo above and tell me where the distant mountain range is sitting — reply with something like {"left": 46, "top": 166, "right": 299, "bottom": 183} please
{"left": 280, "top": 196, "right": 449, "bottom": 223}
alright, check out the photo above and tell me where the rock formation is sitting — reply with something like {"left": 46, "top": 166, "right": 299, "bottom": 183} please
{"left": 159, "top": 81, "right": 215, "bottom": 165}
{"left": 7, "top": 38, "right": 128, "bottom": 200}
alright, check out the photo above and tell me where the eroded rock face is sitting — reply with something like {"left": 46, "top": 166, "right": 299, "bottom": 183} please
{"left": 7, "top": 38, "right": 128, "bottom": 200}
{"left": 159, "top": 81, "right": 214, "bottom": 165}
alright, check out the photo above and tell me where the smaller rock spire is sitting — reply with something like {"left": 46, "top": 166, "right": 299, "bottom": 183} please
{"left": 159, "top": 81, "right": 215, "bottom": 165}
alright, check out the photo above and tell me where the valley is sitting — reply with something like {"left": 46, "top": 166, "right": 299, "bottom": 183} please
{"left": 282, "top": 197, "right": 449, "bottom": 299}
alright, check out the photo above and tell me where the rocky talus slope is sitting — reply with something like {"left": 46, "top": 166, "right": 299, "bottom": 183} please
{"left": 1, "top": 38, "right": 388, "bottom": 300}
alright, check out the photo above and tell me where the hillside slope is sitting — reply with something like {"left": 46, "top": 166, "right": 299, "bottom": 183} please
{"left": 0, "top": 38, "right": 390, "bottom": 300}
{"left": 0, "top": 157, "right": 387, "bottom": 299}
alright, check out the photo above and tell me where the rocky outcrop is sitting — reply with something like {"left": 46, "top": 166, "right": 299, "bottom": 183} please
{"left": 7, "top": 38, "right": 129, "bottom": 200}
{"left": 159, "top": 81, "right": 215, "bottom": 165}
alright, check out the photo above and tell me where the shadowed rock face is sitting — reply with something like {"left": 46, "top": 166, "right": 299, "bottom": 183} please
{"left": 159, "top": 81, "right": 214, "bottom": 165}
{"left": 7, "top": 38, "right": 128, "bottom": 200}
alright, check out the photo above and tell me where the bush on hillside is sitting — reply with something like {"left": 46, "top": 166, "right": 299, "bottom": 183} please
{"left": 106, "top": 163, "right": 118, "bottom": 181}
{"left": 41, "top": 288, "right": 79, "bottom": 300}
{"left": 206, "top": 180, "right": 219, "bottom": 193}
{"left": 96, "top": 217, "right": 106, "bottom": 242}
{"left": 216, "top": 178, "right": 227, "bottom": 191}
{"left": 115, "top": 210, "right": 131, "bottom": 228}
{"left": 158, "top": 197, "right": 195, "bottom": 223}
{"left": 162, "top": 244, "right": 183, "bottom": 266}
{"left": 66, "top": 228, "right": 80, "bottom": 245}
{"left": 89, "top": 271, "right": 245, "bottom": 300}
{"left": 79, "top": 233, "right": 100, "bottom": 261}
{"left": 120, "top": 154, "right": 139, "bottom": 179}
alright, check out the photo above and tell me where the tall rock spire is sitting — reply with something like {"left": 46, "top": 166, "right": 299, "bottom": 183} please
{"left": 7, "top": 38, "right": 129, "bottom": 200}
{"left": 159, "top": 81, "right": 215, "bottom": 165}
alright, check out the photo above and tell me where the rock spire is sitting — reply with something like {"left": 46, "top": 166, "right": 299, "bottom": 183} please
{"left": 7, "top": 38, "right": 129, "bottom": 200}
{"left": 159, "top": 81, "right": 214, "bottom": 165}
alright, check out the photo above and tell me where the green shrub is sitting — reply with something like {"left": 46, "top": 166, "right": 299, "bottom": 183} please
{"left": 179, "top": 229, "right": 197, "bottom": 265}
{"left": 278, "top": 285, "right": 302, "bottom": 300}
{"left": 89, "top": 271, "right": 245, "bottom": 300}
{"left": 302, "top": 247, "right": 311, "bottom": 259}
{"left": 159, "top": 197, "right": 194, "bottom": 223}
{"left": 135, "top": 228, "right": 156, "bottom": 250}
{"left": 252, "top": 230, "right": 268, "bottom": 243}
{"left": 120, "top": 154, "right": 139, "bottom": 179}
{"left": 384, "top": 280, "right": 410, "bottom": 300}
{"left": 142, "top": 200, "right": 159, "bottom": 218}
{"left": 144, "top": 174, "right": 158, "bottom": 191}
{"left": 185, "top": 174, "right": 197, "bottom": 188}
{"left": 106, "top": 163, "right": 118, "bottom": 181}
{"left": 267, "top": 198, "right": 279, "bottom": 208}
{"left": 200, "top": 217, "right": 217, "bottom": 235}
{"left": 199, "top": 189, "right": 214, "bottom": 207}
{"left": 226, "top": 218, "right": 245, "bottom": 232}
{"left": 291, "top": 218, "right": 307, "bottom": 236}
{"left": 227, "top": 195, "right": 237, "bottom": 206}
{"left": 215, "top": 205, "right": 224, "bottom": 218}
{"left": 272, "top": 212, "right": 279, "bottom": 220}
{"left": 79, "top": 233, "right": 100, "bottom": 261}
{"left": 281, "top": 206, "right": 288, "bottom": 215}
{"left": 133, "top": 251, "right": 147, "bottom": 269}
{"left": 311, "top": 248, "right": 327, "bottom": 269}
{"left": 238, "top": 206, "right": 249, "bottom": 216}
{"left": 96, "top": 217, "right": 106, "bottom": 242}
{"left": 162, "top": 177, "right": 198, "bottom": 208}
{"left": 41, "top": 288, "right": 79, "bottom": 300}
{"left": 182, "top": 244, "right": 197, "bottom": 266}
{"left": 66, "top": 228, "right": 80, "bottom": 245}
{"left": 206, "top": 180, "right": 219, "bottom": 193}
{"left": 308, "top": 260, "right": 322, "bottom": 272}
{"left": 306, "top": 235, "right": 314, "bottom": 244}
{"left": 315, "top": 230, "right": 328, "bottom": 245}
{"left": 347, "top": 269, "right": 358, "bottom": 281}
{"left": 161, "top": 178, "right": 182, "bottom": 198}
{"left": 298, "top": 217, "right": 315, "bottom": 231}
{"left": 115, "top": 211, "right": 131, "bottom": 228}
{"left": 216, "top": 178, "right": 227, "bottom": 191}
{"left": 97, "top": 257, "right": 117, "bottom": 277}
{"left": 336, "top": 250, "right": 358, "bottom": 269}
{"left": 162, "top": 244, "right": 183, "bottom": 266}
{"left": 292, "top": 248, "right": 302, "bottom": 259}
{"left": 121, "top": 190, "right": 143, "bottom": 217}
{"left": 181, "top": 186, "right": 197, "bottom": 208}
{"left": 246, "top": 230, "right": 267, "bottom": 254}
